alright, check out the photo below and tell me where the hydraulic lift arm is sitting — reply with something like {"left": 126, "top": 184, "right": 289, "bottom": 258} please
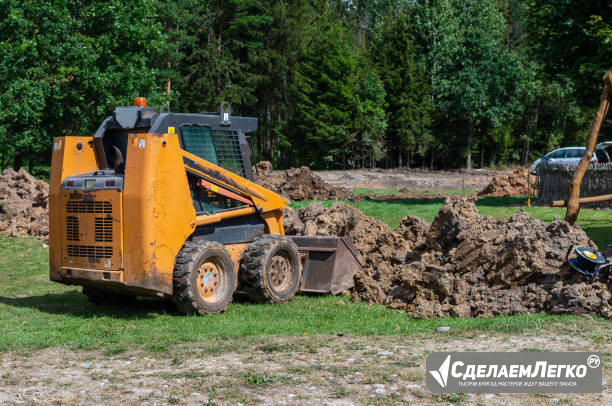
{"left": 181, "top": 149, "right": 288, "bottom": 233}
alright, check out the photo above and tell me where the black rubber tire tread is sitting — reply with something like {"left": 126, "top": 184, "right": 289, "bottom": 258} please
{"left": 172, "top": 240, "right": 236, "bottom": 315}
{"left": 241, "top": 235, "right": 301, "bottom": 303}
{"left": 82, "top": 286, "right": 136, "bottom": 306}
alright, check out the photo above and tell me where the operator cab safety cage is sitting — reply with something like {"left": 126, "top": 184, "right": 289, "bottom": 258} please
{"left": 92, "top": 100, "right": 256, "bottom": 181}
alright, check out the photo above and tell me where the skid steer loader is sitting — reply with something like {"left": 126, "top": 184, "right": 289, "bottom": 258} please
{"left": 49, "top": 98, "right": 363, "bottom": 314}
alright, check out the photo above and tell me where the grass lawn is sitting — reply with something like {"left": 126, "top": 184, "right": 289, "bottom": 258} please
{"left": 0, "top": 196, "right": 610, "bottom": 354}
{"left": 352, "top": 187, "right": 475, "bottom": 196}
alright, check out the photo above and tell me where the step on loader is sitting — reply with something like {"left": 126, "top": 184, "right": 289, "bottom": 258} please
{"left": 49, "top": 99, "right": 363, "bottom": 314}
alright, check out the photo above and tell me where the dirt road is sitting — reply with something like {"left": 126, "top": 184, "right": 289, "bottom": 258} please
{"left": 314, "top": 168, "right": 511, "bottom": 191}
{"left": 1, "top": 332, "right": 608, "bottom": 405}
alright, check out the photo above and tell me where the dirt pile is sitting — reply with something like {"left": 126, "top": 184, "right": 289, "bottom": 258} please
{"left": 283, "top": 197, "right": 612, "bottom": 318}
{"left": 478, "top": 168, "right": 537, "bottom": 197}
{"left": 0, "top": 168, "right": 49, "bottom": 240}
{"left": 254, "top": 161, "right": 349, "bottom": 201}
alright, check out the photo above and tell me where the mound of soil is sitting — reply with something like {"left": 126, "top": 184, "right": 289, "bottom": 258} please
{"left": 0, "top": 168, "right": 49, "bottom": 240}
{"left": 283, "top": 197, "right": 612, "bottom": 318}
{"left": 478, "top": 168, "right": 537, "bottom": 197}
{"left": 254, "top": 161, "right": 349, "bottom": 201}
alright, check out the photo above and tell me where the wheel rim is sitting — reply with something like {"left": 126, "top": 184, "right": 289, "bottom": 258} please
{"left": 196, "top": 259, "right": 224, "bottom": 303}
{"left": 268, "top": 252, "right": 294, "bottom": 292}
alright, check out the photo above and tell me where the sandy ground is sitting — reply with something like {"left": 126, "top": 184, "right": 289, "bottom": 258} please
{"left": 314, "top": 168, "right": 512, "bottom": 191}
{"left": 1, "top": 332, "right": 609, "bottom": 405}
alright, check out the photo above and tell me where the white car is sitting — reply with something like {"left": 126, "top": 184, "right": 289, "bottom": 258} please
{"left": 530, "top": 145, "right": 611, "bottom": 171}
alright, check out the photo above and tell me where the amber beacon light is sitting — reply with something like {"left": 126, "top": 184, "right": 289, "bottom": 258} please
{"left": 134, "top": 97, "right": 147, "bottom": 107}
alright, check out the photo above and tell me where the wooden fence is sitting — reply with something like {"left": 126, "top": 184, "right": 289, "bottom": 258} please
{"left": 536, "top": 163, "right": 612, "bottom": 208}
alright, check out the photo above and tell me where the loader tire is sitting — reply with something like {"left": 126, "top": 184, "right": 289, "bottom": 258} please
{"left": 172, "top": 240, "right": 236, "bottom": 315}
{"left": 82, "top": 286, "right": 136, "bottom": 306}
{"left": 241, "top": 235, "right": 301, "bottom": 303}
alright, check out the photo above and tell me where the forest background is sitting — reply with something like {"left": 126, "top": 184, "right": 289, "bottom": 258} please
{"left": 1, "top": 0, "right": 611, "bottom": 172}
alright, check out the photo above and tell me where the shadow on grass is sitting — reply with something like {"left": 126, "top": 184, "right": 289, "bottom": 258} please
{"left": 0, "top": 290, "right": 179, "bottom": 319}
{"left": 359, "top": 198, "right": 446, "bottom": 206}
{"left": 476, "top": 196, "right": 531, "bottom": 207}
{"left": 0, "top": 289, "right": 262, "bottom": 318}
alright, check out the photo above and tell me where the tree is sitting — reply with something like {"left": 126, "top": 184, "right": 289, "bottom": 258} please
{"left": 413, "top": 0, "right": 527, "bottom": 169}
{"left": 0, "top": 0, "right": 167, "bottom": 170}
{"left": 374, "top": 11, "right": 432, "bottom": 167}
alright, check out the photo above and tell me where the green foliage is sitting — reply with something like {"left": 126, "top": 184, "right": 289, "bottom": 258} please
{"left": 413, "top": 0, "right": 528, "bottom": 168}
{"left": 288, "top": 7, "right": 386, "bottom": 169}
{"left": 0, "top": 0, "right": 610, "bottom": 170}
{"left": 0, "top": 0, "right": 167, "bottom": 170}
{"left": 374, "top": 10, "right": 432, "bottom": 167}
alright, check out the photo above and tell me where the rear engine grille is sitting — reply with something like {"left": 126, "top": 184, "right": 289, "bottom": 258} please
{"left": 94, "top": 218, "right": 113, "bottom": 242}
{"left": 66, "top": 245, "right": 113, "bottom": 259}
{"left": 66, "top": 216, "right": 79, "bottom": 241}
{"left": 66, "top": 200, "right": 112, "bottom": 213}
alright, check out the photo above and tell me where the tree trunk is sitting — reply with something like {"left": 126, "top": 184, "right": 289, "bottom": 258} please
{"left": 466, "top": 120, "right": 473, "bottom": 170}
{"left": 565, "top": 70, "right": 612, "bottom": 224}
{"left": 430, "top": 150, "right": 434, "bottom": 170}
{"left": 479, "top": 145, "right": 484, "bottom": 168}
{"left": 265, "top": 104, "right": 271, "bottom": 159}
{"left": 398, "top": 152, "right": 402, "bottom": 168}
{"left": 521, "top": 138, "right": 530, "bottom": 166}
{"left": 13, "top": 153, "right": 22, "bottom": 171}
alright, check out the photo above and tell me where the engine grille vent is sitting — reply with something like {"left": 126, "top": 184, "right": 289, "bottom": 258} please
{"left": 66, "top": 201, "right": 112, "bottom": 214}
{"left": 66, "top": 245, "right": 113, "bottom": 259}
{"left": 65, "top": 216, "right": 79, "bottom": 241}
{"left": 94, "top": 218, "right": 113, "bottom": 242}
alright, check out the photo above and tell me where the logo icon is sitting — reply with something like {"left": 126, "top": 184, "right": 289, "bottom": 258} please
{"left": 587, "top": 355, "right": 600, "bottom": 368}
{"left": 429, "top": 355, "right": 451, "bottom": 387}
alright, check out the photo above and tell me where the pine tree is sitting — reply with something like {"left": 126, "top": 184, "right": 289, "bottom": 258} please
{"left": 374, "top": 11, "right": 432, "bottom": 167}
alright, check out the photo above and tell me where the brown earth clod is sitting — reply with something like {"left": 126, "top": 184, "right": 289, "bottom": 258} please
{"left": 478, "top": 168, "right": 537, "bottom": 198}
{"left": 283, "top": 197, "right": 611, "bottom": 319}
{"left": 0, "top": 168, "right": 49, "bottom": 241}
{"left": 254, "top": 161, "right": 349, "bottom": 201}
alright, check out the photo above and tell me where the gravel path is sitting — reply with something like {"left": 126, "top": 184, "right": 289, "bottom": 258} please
{"left": 1, "top": 332, "right": 609, "bottom": 405}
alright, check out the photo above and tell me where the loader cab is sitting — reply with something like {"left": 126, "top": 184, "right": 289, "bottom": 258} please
{"left": 93, "top": 100, "right": 257, "bottom": 181}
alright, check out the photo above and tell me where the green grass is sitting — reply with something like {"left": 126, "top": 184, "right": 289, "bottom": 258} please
{"left": 0, "top": 196, "right": 610, "bottom": 353}
{"left": 290, "top": 196, "right": 612, "bottom": 249}
{"left": 1, "top": 236, "right": 609, "bottom": 353}
{"left": 353, "top": 187, "right": 474, "bottom": 196}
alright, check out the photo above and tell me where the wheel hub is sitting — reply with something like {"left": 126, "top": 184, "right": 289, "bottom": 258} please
{"left": 197, "top": 261, "right": 220, "bottom": 300}
{"left": 269, "top": 255, "right": 291, "bottom": 290}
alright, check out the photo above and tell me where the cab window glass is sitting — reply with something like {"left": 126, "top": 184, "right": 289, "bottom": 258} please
{"left": 547, "top": 150, "right": 564, "bottom": 158}
{"left": 181, "top": 125, "right": 218, "bottom": 165}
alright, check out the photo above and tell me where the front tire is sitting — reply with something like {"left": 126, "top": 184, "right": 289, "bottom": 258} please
{"left": 241, "top": 235, "right": 301, "bottom": 303}
{"left": 172, "top": 240, "right": 236, "bottom": 315}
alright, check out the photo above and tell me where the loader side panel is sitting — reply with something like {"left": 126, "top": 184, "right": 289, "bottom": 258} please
{"left": 49, "top": 137, "right": 99, "bottom": 280}
{"left": 123, "top": 133, "right": 196, "bottom": 294}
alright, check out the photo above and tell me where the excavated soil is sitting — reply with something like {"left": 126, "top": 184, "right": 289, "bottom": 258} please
{"left": 283, "top": 197, "right": 612, "bottom": 318}
{"left": 254, "top": 161, "right": 349, "bottom": 201}
{"left": 478, "top": 168, "right": 537, "bottom": 197}
{"left": 0, "top": 168, "right": 49, "bottom": 241}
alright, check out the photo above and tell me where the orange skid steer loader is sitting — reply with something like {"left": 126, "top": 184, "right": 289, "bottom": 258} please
{"left": 49, "top": 99, "right": 362, "bottom": 314}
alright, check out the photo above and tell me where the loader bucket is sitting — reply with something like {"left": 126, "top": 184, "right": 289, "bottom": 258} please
{"left": 287, "top": 236, "right": 364, "bottom": 294}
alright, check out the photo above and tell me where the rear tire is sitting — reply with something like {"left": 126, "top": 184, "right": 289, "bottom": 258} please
{"left": 241, "top": 235, "right": 301, "bottom": 303}
{"left": 172, "top": 240, "right": 236, "bottom": 315}
{"left": 82, "top": 286, "right": 136, "bottom": 306}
